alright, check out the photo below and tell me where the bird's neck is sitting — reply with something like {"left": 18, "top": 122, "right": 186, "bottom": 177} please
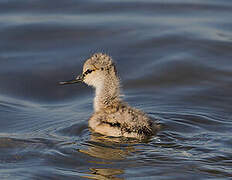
{"left": 94, "top": 76, "right": 120, "bottom": 112}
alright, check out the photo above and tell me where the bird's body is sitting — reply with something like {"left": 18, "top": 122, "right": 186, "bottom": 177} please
{"left": 60, "top": 53, "right": 159, "bottom": 139}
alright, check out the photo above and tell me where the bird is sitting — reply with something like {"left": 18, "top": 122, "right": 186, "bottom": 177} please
{"left": 60, "top": 53, "right": 159, "bottom": 139}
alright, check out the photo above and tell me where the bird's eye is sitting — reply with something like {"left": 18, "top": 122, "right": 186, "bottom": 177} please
{"left": 84, "top": 69, "right": 94, "bottom": 75}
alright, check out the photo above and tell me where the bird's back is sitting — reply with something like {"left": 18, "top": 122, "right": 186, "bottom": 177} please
{"left": 89, "top": 101, "right": 157, "bottom": 139}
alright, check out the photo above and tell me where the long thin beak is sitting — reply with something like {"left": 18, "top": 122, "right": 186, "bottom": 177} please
{"left": 59, "top": 74, "right": 83, "bottom": 85}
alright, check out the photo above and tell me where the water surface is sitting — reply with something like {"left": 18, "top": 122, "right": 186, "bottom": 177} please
{"left": 1, "top": 0, "right": 232, "bottom": 179}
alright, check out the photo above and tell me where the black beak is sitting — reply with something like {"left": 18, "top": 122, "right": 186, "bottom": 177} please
{"left": 59, "top": 74, "right": 84, "bottom": 85}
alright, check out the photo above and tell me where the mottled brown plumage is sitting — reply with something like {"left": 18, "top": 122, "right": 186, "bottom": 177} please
{"left": 60, "top": 53, "right": 160, "bottom": 139}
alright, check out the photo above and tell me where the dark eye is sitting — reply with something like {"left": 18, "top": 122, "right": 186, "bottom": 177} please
{"left": 88, "top": 69, "right": 93, "bottom": 73}
{"left": 85, "top": 69, "right": 94, "bottom": 75}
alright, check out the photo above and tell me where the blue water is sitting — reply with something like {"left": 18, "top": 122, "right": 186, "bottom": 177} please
{"left": 1, "top": 0, "right": 232, "bottom": 179}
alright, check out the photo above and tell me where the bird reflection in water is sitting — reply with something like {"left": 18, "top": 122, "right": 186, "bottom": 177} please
{"left": 82, "top": 168, "right": 124, "bottom": 180}
{"left": 78, "top": 134, "right": 141, "bottom": 180}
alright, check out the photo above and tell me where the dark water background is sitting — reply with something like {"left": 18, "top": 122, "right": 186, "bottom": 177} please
{"left": 1, "top": 0, "right": 232, "bottom": 179}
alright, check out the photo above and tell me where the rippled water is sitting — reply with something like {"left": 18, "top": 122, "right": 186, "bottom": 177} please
{"left": 1, "top": 0, "right": 232, "bottom": 179}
